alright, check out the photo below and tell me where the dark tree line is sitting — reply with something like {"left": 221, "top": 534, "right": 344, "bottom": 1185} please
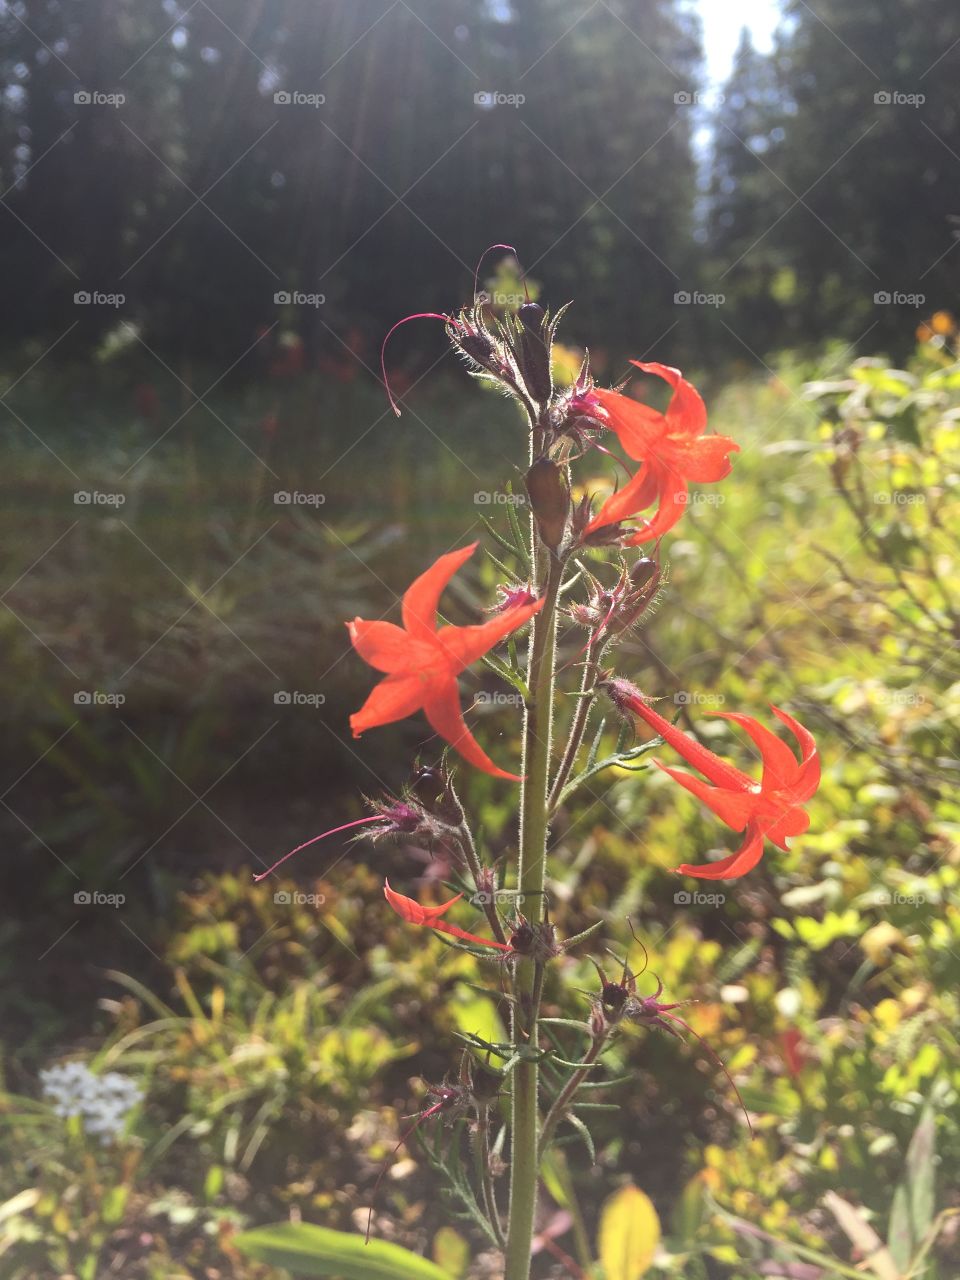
{"left": 0, "top": 0, "right": 957, "bottom": 377}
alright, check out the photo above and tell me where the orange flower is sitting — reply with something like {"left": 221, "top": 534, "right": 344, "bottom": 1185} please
{"left": 384, "top": 880, "right": 511, "bottom": 949}
{"left": 584, "top": 362, "right": 738, "bottom": 543}
{"left": 348, "top": 544, "right": 542, "bottom": 779}
{"left": 607, "top": 678, "right": 819, "bottom": 879}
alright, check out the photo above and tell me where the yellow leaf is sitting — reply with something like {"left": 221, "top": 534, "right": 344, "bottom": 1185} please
{"left": 598, "top": 1184, "right": 661, "bottom": 1280}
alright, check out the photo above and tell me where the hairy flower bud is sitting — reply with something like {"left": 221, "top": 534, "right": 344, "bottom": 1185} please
{"left": 409, "top": 764, "right": 464, "bottom": 828}
{"left": 525, "top": 458, "right": 570, "bottom": 552}
{"left": 513, "top": 303, "right": 553, "bottom": 406}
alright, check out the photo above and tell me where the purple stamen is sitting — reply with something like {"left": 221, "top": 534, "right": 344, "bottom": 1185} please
{"left": 253, "top": 815, "right": 384, "bottom": 882}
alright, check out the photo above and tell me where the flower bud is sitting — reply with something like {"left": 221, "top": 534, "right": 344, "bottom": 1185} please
{"left": 409, "top": 764, "right": 464, "bottom": 827}
{"left": 513, "top": 304, "right": 553, "bottom": 406}
{"left": 525, "top": 458, "right": 570, "bottom": 552}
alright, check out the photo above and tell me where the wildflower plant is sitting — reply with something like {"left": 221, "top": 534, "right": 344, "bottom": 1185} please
{"left": 254, "top": 250, "right": 821, "bottom": 1279}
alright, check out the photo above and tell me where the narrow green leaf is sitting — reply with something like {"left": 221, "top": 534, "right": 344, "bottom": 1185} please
{"left": 234, "top": 1223, "right": 452, "bottom": 1279}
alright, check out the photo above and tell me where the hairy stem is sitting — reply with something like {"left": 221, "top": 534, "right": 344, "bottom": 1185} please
{"left": 477, "top": 1106, "right": 505, "bottom": 1248}
{"left": 547, "top": 639, "right": 601, "bottom": 811}
{"left": 504, "top": 551, "right": 563, "bottom": 1280}
{"left": 456, "top": 821, "right": 507, "bottom": 946}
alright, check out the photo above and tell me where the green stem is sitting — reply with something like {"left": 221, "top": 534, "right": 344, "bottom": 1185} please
{"left": 547, "top": 639, "right": 601, "bottom": 812}
{"left": 504, "top": 551, "right": 563, "bottom": 1280}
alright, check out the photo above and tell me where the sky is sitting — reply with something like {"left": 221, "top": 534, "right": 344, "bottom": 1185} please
{"left": 695, "top": 0, "right": 782, "bottom": 86}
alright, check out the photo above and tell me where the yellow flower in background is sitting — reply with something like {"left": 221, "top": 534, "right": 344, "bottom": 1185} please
{"left": 550, "top": 340, "right": 585, "bottom": 387}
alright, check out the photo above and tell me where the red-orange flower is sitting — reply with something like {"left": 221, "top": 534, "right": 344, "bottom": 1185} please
{"left": 583, "top": 361, "right": 738, "bottom": 543}
{"left": 348, "top": 544, "right": 542, "bottom": 779}
{"left": 607, "top": 678, "right": 819, "bottom": 879}
{"left": 384, "top": 880, "right": 511, "bottom": 949}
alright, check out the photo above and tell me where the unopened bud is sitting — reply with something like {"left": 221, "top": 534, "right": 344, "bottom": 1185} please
{"left": 513, "top": 304, "right": 552, "bottom": 405}
{"left": 630, "top": 556, "right": 658, "bottom": 589}
{"left": 525, "top": 458, "right": 569, "bottom": 552}
{"left": 409, "top": 764, "right": 464, "bottom": 827}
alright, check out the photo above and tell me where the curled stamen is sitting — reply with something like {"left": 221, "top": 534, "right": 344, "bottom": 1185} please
{"left": 658, "top": 1008, "right": 755, "bottom": 1137}
{"left": 380, "top": 312, "right": 461, "bottom": 416}
{"left": 253, "top": 815, "right": 384, "bottom": 882}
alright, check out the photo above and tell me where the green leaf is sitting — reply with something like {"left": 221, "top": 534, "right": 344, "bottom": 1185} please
{"left": 432, "top": 1226, "right": 469, "bottom": 1278}
{"left": 598, "top": 1184, "right": 661, "bottom": 1280}
{"left": 907, "top": 1103, "right": 936, "bottom": 1241}
{"left": 234, "top": 1223, "right": 453, "bottom": 1279}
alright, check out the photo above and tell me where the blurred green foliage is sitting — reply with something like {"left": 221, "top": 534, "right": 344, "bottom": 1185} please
{"left": 1, "top": 325, "right": 958, "bottom": 1277}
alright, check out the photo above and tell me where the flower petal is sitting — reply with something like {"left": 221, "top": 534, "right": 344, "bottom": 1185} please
{"left": 655, "top": 762, "right": 757, "bottom": 831}
{"left": 619, "top": 689, "right": 753, "bottom": 792}
{"left": 350, "top": 673, "right": 430, "bottom": 737}
{"left": 422, "top": 677, "right": 520, "bottom": 780}
{"left": 347, "top": 618, "right": 431, "bottom": 674}
{"left": 401, "top": 543, "right": 478, "bottom": 642}
{"left": 435, "top": 597, "right": 543, "bottom": 671}
{"left": 710, "top": 711, "right": 803, "bottom": 792}
{"left": 383, "top": 880, "right": 510, "bottom": 950}
{"left": 630, "top": 360, "right": 708, "bottom": 436}
{"left": 584, "top": 462, "right": 661, "bottom": 533}
{"left": 384, "top": 879, "right": 463, "bottom": 925}
{"left": 675, "top": 823, "right": 766, "bottom": 880}
{"left": 668, "top": 432, "right": 739, "bottom": 482}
